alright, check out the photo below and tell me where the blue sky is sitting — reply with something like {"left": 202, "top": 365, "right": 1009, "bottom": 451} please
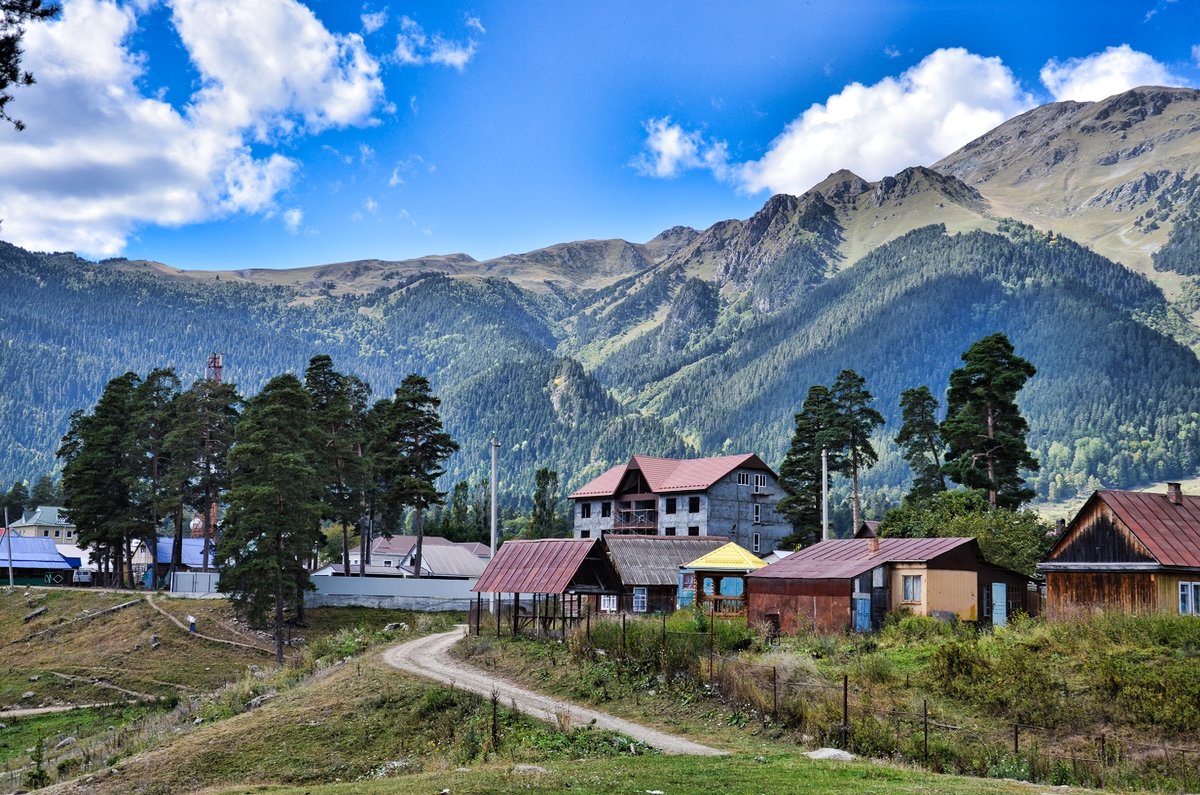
{"left": 1, "top": 0, "right": 1197, "bottom": 269}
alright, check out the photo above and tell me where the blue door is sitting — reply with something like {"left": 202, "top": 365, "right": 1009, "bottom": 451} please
{"left": 991, "top": 582, "right": 1008, "bottom": 627}
{"left": 854, "top": 596, "right": 871, "bottom": 632}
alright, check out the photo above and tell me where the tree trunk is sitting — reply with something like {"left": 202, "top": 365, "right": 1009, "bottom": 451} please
{"left": 412, "top": 508, "right": 424, "bottom": 579}
{"left": 341, "top": 521, "right": 350, "bottom": 576}
{"left": 986, "top": 404, "right": 998, "bottom": 508}
{"left": 851, "top": 461, "right": 861, "bottom": 534}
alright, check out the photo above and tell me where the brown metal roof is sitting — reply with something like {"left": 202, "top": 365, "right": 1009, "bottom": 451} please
{"left": 1094, "top": 490, "right": 1200, "bottom": 568}
{"left": 751, "top": 537, "right": 977, "bottom": 580}
{"left": 604, "top": 536, "right": 729, "bottom": 586}
{"left": 473, "top": 538, "right": 602, "bottom": 594}
{"left": 569, "top": 453, "right": 776, "bottom": 498}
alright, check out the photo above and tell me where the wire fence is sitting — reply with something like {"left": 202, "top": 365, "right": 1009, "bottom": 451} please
{"left": 468, "top": 601, "right": 1200, "bottom": 791}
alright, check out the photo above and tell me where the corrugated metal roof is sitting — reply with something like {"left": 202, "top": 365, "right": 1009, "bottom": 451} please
{"left": 605, "top": 536, "right": 728, "bottom": 586}
{"left": 0, "top": 532, "right": 73, "bottom": 569}
{"left": 473, "top": 538, "right": 600, "bottom": 594}
{"left": 1096, "top": 490, "right": 1200, "bottom": 568}
{"left": 413, "top": 545, "right": 487, "bottom": 577}
{"left": 569, "top": 453, "right": 776, "bottom": 498}
{"left": 751, "top": 537, "right": 976, "bottom": 580}
{"left": 11, "top": 506, "right": 72, "bottom": 528}
{"left": 372, "top": 534, "right": 453, "bottom": 556}
{"left": 684, "top": 542, "right": 767, "bottom": 571}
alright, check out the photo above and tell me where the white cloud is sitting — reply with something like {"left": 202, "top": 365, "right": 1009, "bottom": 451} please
{"left": 644, "top": 48, "right": 1034, "bottom": 196}
{"left": 282, "top": 207, "right": 303, "bottom": 233}
{"left": 0, "top": 0, "right": 388, "bottom": 256}
{"left": 1193, "top": 44, "right": 1200, "bottom": 67}
{"left": 630, "top": 117, "right": 729, "bottom": 179}
{"left": 883, "top": 45, "right": 900, "bottom": 59}
{"left": 393, "top": 15, "right": 478, "bottom": 71}
{"left": 359, "top": 143, "right": 375, "bottom": 164}
{"left": 1041, "top": 44, "right": 1184, "bottom": 102}
{"left": 364, "top": 196, "right": 378, "bottom": 214}
{"left": 465, "top": 15, "right": 485, "bottom": 34}
{"left": 361, "top": 9, "right": 387, "bottom": 34}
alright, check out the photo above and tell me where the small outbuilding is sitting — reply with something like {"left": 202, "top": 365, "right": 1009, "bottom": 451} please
{"left": 748, "top": 536, "right": 1036, "bottom": 635}
{"left": 0, "top": 531, "right": 74, "bottom": 585}
{"left": 1039, "top": 483, "right": 1200, "bottom": 618}
{"left": 678, "top": 541, "right": 767, "bottom": 615}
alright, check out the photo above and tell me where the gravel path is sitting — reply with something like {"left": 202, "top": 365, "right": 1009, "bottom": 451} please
{"left": 381, "top": 627, "right": 726, "bottom": 756}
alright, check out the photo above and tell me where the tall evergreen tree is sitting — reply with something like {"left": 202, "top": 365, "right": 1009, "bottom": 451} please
{"left": 941, "top": 333, "right": 1039, "bottom": 509}
{"left": 304, "top": 355, "right": 370, "bottom": 576}
{"left": 374, "top": 374, "right": 458, "bottom": 578}
{"left": 129, "top": 368, "right": 180, "bottom": 588}
{"left": 59, "top": 373, "right": 140, "bottom": 587}
{"left": 830, "top": 369, "right": 884, "bottom": 533}
{"left": 527, "top": 467, "right": 561, "bottom": 539}
{"left": 28, "top": 475, "right": 57, "bottom": 507}
{"left": 163, "top": 379, "right": 240, "bottom": 573}
{"left": 218, "top": 374, "right": 321, "bottom": 666}
{"left": 3, "top": 480, "right": 28, "bottom": 522}
{"left": 895, "top": 385, "right": 946, "bottom": 500}
{"left": 777, "top": 385, "right": 839, "bottom": 547}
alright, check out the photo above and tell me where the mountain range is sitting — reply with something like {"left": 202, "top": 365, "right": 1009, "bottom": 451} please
{"left": 4, "top": 86, "right": 1200, "bottom": 523}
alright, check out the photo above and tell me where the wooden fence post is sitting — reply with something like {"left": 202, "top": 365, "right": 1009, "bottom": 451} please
{"left": 923, "top": 699, "right": 929, "bottom": 766}
{"left": 841, "top": 674, "right": 849, "bottom": 749}
{"left": 772, "top": 666, "right": 778, "bottom": 717}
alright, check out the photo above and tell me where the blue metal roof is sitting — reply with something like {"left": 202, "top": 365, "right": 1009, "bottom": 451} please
{"left": 156, "top": 537, "right": 216, "bottom": 569}
{"left": 0, "top": 531, "right": 73, "bottom": 569}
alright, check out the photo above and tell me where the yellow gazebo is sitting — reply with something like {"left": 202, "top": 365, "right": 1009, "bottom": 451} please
{"left": 679, "top": 542, "right": 767, "bottom": 616}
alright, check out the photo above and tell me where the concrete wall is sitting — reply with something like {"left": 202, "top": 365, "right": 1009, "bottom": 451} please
{"left": 309, "top": 575, "right": 477, "bottom": 610}
{"left": 704, "top": 471, "right": 789, "bottom": 553}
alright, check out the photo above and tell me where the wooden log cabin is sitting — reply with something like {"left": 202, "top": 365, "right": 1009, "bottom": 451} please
{"left": 1039, "top": 483, "right": 1200, "bottom": 618}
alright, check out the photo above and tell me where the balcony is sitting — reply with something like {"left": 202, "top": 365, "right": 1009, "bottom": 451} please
{"left": 613, "top": 503, "right": 657, "bottom": 533}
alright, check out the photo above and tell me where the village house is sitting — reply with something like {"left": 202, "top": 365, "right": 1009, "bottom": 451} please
{"left": 569, "top": 453, "right": 791, "bottom": 554}
{"left": 10, "top": 506, "right": 77, "bottom": 542}
{"left": 603, "top": 535, "right": 728, "bottom": 613}
{"left": 1039, "top": 483, "right": 1200, "bottom": 618}
{"left": 0, "top": 529, "right": 74, "bottom": 585}
{"left": 747, "top": 536, "right": 1037, "bottom": 635}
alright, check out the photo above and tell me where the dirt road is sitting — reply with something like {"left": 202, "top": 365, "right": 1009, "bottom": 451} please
{"left": 382, "top": 627, "right": 725, "bottom": 756}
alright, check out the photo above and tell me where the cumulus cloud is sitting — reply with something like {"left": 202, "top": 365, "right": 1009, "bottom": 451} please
{"left": 0, "top": 0, "right": 388, "bottom": 256}
{"left": 1040, "top": 44, "right": 1184, "bottom": 102}
{"left": 282, "top": 207, "right": 303, "bottom": 233}
{"left": 630, "top": 117, "right": 729, "bottom": 179}
{"left": 393, "top": 15, "right": 479, "bottom": 71}
{"left": 361, "top": 9, "right": 386, "bottom": 34}
{"left": 680, "top": 48, "right": 1034, "bottom": 196}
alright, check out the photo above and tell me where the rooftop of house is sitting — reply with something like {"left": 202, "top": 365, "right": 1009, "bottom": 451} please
{"left": 0, "top": 531, "right": 73, "bottom": 569}
{"left": 473, "top": 537, "right": 605, "bottom": 595}
{"left": 683, "top": 541, "right": 768, "bottom": 572}
{"left": 11, "top": 506, "right": 72, "bottom": 528}
{"left": 1050, "top": 485, "right": 1200, "bottom": 568}
{"left": 570, "top": 453, "right": 777, "bottom": 499}
{"left": 751, "top": 537, "right": 978, "bottom": 580}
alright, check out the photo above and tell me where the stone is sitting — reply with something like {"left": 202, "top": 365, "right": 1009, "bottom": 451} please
{"left": 512, "top": 765, "right": 547, "bottom": 774}
{"left": 28, "top": 675, "right": 39, "bottom": 682}
{"left": 54, "top": 736, "right": 76, "bottom": 750}
{"left": 805, "top": 747, "right": 855, "bottom": 761}
{"left": 20, "top": 691, "right": 34, "bottom": 700}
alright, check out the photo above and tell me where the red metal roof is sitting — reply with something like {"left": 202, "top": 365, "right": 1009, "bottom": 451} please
{"left": 472, "top": 538, "right": 600, "bottom": 594}
{"left": 750, "top": 537, "right": 977, "bottom": 580}
{"left": 568, "top": 453, "right": 776, "bottom": 498}
{"left": 1095, "top": 490, "right": 1200, "bottom": 568}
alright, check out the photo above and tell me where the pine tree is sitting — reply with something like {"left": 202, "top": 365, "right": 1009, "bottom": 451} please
{"left": 527, "top": 467, "right": 561, "bottom": 539}
{"left": 830, "top": 369, "right": 884, "bottom": 533}
{"left": 218, "top": 374, "right": 322, "bottom": 666}
{"left": 895, "top": 385, "right": 946, "bottom": 500}
{"left": 777, "top": 385, "right": 839, "bottom": 546}
{"left": 2, "top": 480, "right": 28, "bottom": 522}
{"left": 373, "top": 375, "right": 458, "bottom": 578}
{"left": 28, "top": 474, "right": 57, "bottom": 507}
{"left": 304, "top": 355, "right": 370, "bottom": 576}
{"left": 941, "top": 333, "right": 1039, "bottom": 509}
{"left": 129, "top": 368, "right": 180, "bottom": 589}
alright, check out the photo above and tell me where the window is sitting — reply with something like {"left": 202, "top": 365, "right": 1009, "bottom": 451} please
{"left": 753, "top": 504, "right": 762, "bottom": 524}
{"left": 54, "top": 529, "right": 60, "bottom": 538}
{"left": 752, "top": 532, "right": 761, "bottom": 553}
{"left": 753, "top": 473, "right": 767, "bottom": 492}
{"left": 600, "top": 594, "right": 617, "bottom": 612}
{"left": 687, "top": 526, "right": 700, "bottom": 536}
{"left": 902, "top": 575, "right": 922, "bottom": 603}
{"left": 580, "top": 502, "right": 591, "bottom": 519}
{"left": 580, "top": 530, "right": 590, "bottom": 539}
{"left": 688, "top": 496, "right": 701, "bottom": 513}
{"left": 383, "top": 560, "right": 392, "bottom": 567}
{"left": 1180, "top": 582, "right": 1200, "bottom": 616}
{"left": 737, "top": 472, "right": 750, "bottom": 486}
{"left": 601, "top": 501, "right": 612, "bottom": 518}
{"left": 983, "top": 586, "right": 993, "bottom": 617}
{"left": 664, "top": 527, "right": 676, "bottom": 536}
{"left": 42, "top": 530, "right": 49, "bottom": 537}
{"left": 665, "top": 497, "right": 676, "bottom": 515}
{"left": 633, "top": 587, "right": 648, "bottom": 613}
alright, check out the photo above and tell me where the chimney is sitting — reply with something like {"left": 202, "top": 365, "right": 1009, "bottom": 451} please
{"left": 1167, "top": 482, "right": 1183, "bottom": 505}
{"left": 868, "top": 536, "right": 880, "bottom": 555}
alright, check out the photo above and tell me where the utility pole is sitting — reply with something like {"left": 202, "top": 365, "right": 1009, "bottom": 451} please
{"left": 490, "top": 434, "right": 499, "bottom": 611}
{"left": 821, "top": 447, "right": 829, "bottom": 542}
{"left": 5, "top": 506, "right": 13, "bottom": 590}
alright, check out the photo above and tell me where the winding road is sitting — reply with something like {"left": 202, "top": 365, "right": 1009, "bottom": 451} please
{"left": 382, "top": 627, "right": 725, "bottom": 756}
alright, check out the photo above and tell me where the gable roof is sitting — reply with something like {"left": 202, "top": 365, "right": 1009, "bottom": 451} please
{"left": 604, "top": 536, "right": 729, "bottom": 586}
{"left": 751, "top": 537, "right": 977, "bottom": 580}
{"left": 1057, "top": 489, "right": 1200, "bottom": 568}
{"left": 569, "top": 454, "right": 776, "bottom": 498}
{"left": 409, "top": 545, "right": 488, "bottom": 577}
{"left": 372, "top": 534, "right": 453, "bottom": 557}
{"left": 0, "top": 532, "right": 73, "bottom": 569}
{"left": 11, "top": 506, "right": 73, "bottom": 529}
{"left": 683, "top": 542, "right": 768, "bottom": 572}
{"left": 473, "top": 538, "right": 612, "bottom": 594}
